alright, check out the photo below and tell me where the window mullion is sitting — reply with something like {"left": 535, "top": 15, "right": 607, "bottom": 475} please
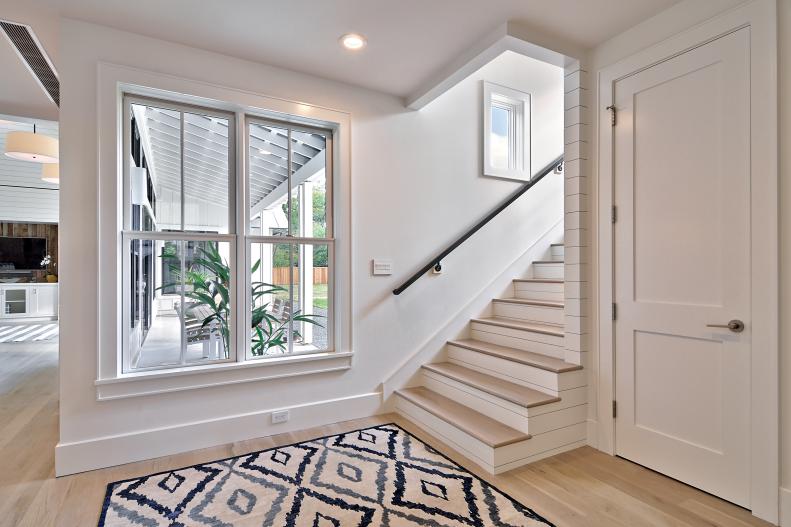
{"left": 287, "top": 128, "right": 294, "bottom": 355}
{"left": 180, "top": 111, "right": 186, "bottom": 231}
{"left": 236, "top": 114, "right": 247, "bottom": 363}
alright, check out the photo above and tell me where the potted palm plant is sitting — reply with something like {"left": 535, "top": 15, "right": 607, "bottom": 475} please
{"left": 161, "top": 242, "right": 323, "bottom": 356}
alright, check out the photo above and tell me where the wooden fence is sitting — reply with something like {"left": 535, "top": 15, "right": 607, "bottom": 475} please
{"left": 272, "top": 267, "right": 328, "bottom": 285}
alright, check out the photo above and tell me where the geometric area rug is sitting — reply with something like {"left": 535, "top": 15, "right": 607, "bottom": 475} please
{"left": 98, "top": 423, "right": 555, "bottom": 526}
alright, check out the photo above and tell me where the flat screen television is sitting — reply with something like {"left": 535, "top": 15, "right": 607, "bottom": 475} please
{"left": 0, "top": 237, "right": 47, "bottom": 270}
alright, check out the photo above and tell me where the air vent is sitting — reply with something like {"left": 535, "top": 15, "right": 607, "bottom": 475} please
{"left": 0, "top": 20, "right": 59, "bottom": 107}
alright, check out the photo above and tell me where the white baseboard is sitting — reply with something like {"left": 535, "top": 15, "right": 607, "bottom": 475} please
{"left": 780, "top": 487, "right": 791, "bottom": 526}
{"left": 55, "top": 391, "right": 383, "bottom": 476}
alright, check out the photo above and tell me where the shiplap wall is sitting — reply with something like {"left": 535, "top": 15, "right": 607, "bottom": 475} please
{"left": 563, "top": 61, "right": 589, "bottom": 366}
{"left": 0, "top": 117, "right": 59, "bottom": 224}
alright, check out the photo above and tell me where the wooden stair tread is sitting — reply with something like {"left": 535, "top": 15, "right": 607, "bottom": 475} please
{"left": 448, "top": 338, "right": 582, "bottom": 373}
{"left": 550, "top": 243, "right": 564, "bottom": 247}
{"left": 513, "top": 278, "right": 564, "bottom": 284}
{"left": 470, "top": 316, "right": 564, "bottom": 337}
{"left": 423, "top": 362, "right": 560, "bottom": 408}
{"left": 533, "top": 260, "right": 564, "bottom": 264}
{"left": 396, "top": 387, "right": 531, "bottom": 448}
{"left": 493, "top": 298, "right": 564, "bottom": 308}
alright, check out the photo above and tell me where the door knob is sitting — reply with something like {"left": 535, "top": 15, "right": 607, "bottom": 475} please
{"left": 706, "top": 319, "right": 745, "bottom": 333}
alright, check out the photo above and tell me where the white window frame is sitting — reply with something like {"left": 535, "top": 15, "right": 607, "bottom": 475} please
{"left": 482, "top": 81, "right": 531, "bottom": 181}
{"left": 95, "top": 63, "right": 353, "bottom": 399}
{"left": 121, "top": 95, "right": 238, "bottom": 373}
{"left": 243, "top": 116, "right": 335, "bottom": 360}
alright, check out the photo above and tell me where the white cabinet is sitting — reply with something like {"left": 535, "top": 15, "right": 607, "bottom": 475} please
{"left": 1, "top": 286, "right": 29, "bottom": 317}
{"left": 33, "top": 285, "right": 58, "bottom": 317}
{"left": 0, "top": 283, "right": 58, "bottom": 320}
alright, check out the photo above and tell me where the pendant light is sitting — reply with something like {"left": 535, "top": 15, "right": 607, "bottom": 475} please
{"left": 4, "top": 123, "right": 58, "bottom": 163}
{"left": 41, "top": 163, "right": 59, "bottom": 184}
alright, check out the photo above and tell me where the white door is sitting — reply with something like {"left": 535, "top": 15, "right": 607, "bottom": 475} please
{"left": 613, "top": 28, "right": 751, "bottom": 506}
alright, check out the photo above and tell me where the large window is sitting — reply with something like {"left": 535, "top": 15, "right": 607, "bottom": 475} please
{"left": 121, "top": 94, "right": 334, "bottom": 373}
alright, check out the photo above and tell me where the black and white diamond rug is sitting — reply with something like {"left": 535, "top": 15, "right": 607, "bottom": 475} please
{"left": 98, "top": 423, "right": 555, "bottom": 526}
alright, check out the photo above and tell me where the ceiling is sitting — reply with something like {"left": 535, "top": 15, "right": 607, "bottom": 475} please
{"left": 12, "top": 0, "right": 680, "bottom": 108}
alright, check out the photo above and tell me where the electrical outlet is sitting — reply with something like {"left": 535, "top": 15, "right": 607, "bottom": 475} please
{"left": 271, "top": 410, "right": 289, "bottom": 424}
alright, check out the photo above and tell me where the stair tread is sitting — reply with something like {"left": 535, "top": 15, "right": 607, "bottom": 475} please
{"left": 470, "top": 316, "right": 564, "bottom": 337}
{"left": 533, "top": 260, "right": 564, "bottom": 264}
{"left": 448, "top": 337, "right": 582, "bottom": 373}
{"left": 513, "top": 278, "right": 564, "bottom": 284}
{"left": 423, "top": 362, "right": 560, "bottom": 408}
{"left": 396, "top": 387, "right": 531, "bottom": 448}
{"left": 550, "top": 243, "right": 564, "bottom": 247}
{"left": 493, "top": 298, "right": 564, "bottom": 308}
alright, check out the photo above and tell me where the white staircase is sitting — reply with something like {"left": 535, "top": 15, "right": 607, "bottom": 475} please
{"left": 395, "top": 241, "right": 587, "bottom": 474}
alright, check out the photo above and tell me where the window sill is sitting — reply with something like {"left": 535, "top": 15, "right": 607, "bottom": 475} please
{"left": 95, "top": 351, "right": 354, "bottom": 400}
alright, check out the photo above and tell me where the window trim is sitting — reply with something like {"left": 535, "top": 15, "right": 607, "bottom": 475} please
{"left": 116, "top": 90, "right": 340, "bottom": 377}
{"left": 482, "top": 81, "right": 532, "bottom": 181}
{"left": 96, "top": 62, "right": 352, "bottom": 395}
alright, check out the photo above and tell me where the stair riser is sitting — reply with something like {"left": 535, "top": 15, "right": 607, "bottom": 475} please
{"left": 422, "top": 371, "right": 590, "bottom": 436}
{"left": 421, "top": 372, "right": 531, "bottom": 433}
{"left": 395, "top": 395, "right": 497, "bottom": 470}
{"left": 533, "top": 263, "right": 564, "bottom": 279}
{"left": 447, "top": 344, "right": 586, "bottom": 394}
{"left": 550, "top": 245, "right": 565, "bottom": 261}
{"left": 494, "top": 423, "right": 588, "bottom": 473}
{"left": 396, "top": 394, "right": 587, "bottom": 475}
{"left": 514, "top": 282, "right": 564, "bottom": 302}
{"left": 469, "top": 324, "right": 565, "bottom": 359}
{"left": 492, "top": 302, "right": 564, "bottom": 325}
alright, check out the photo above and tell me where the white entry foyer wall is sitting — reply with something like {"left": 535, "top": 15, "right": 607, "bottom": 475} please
{"left": 57, "top": 18, "right": 564, "bottom": 473}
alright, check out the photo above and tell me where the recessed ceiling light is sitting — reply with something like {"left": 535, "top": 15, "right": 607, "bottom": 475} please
{"left": 340, "top": 33, "right": 366, "bottom": 51}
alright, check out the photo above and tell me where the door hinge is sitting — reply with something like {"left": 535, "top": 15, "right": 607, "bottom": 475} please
{"left": 612, "top": 400, "right": 617, "bottom": 418}
{"left": 612, "top": 302, "right": 617, "bottom": 321}
{"left": 611, "top": 205, "right": 617, "bottom": 224}
{"left": 606, "top": 105, "right": 616, "bottom": 126}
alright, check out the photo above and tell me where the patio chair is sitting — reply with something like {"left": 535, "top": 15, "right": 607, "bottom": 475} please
{"left": 175, "top": 301, "right": 223, "bottom": 359}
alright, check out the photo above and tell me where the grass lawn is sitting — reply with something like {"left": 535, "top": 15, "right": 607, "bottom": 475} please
{"left": 273, "top": 283, "right": 328, "bottom": 309}
{"left": 313, "top": 284, "right": 328, "bottom": 309}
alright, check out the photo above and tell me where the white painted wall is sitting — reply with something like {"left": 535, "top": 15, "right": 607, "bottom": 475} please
{"left": 57, "top": 19, "right": 564, "bottom": 472}
{"left": 588, "top": 0, "right": 789, "bottom": 522}
{"left": 0, "top": 117, "right": 58, "bottom": 223}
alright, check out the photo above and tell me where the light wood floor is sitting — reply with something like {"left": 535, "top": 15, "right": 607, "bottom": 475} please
{"left": 0, "top": 342, "right": 773, "bottom": 527}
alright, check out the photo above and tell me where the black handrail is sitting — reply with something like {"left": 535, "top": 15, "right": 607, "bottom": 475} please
{"left": 392, "top": 155, "right": 564, "bottom": 295}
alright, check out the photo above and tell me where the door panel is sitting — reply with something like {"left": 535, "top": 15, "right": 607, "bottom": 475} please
{"left": 614, "top": 28, "right": 751, "bottom": 506}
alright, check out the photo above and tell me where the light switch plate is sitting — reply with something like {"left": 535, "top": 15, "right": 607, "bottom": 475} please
{"left": 372, "top": 259, "right": 393, "bottom": 276}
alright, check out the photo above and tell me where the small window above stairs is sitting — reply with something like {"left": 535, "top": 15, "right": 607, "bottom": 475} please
{"left": 394, "top": 241, "right": 587, "bottom": 474}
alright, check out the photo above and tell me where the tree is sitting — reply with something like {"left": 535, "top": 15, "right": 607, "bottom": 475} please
{"left": 276, "top": 187, "right": 328, "bottom": 267}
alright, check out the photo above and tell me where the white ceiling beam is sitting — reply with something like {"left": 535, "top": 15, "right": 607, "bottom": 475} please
{"left": 250, "top": 150, "right": 325, "bottom": 216}
{"left": 147, "top": 124, "right": 230, "bottom": 162}
{"left": 249, "top": 125, "right": 319, "bottom": 160}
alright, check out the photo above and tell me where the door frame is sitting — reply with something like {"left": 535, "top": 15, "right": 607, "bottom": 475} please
{"left": 596, "top": 0, "right": 778, "bottom": 522}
